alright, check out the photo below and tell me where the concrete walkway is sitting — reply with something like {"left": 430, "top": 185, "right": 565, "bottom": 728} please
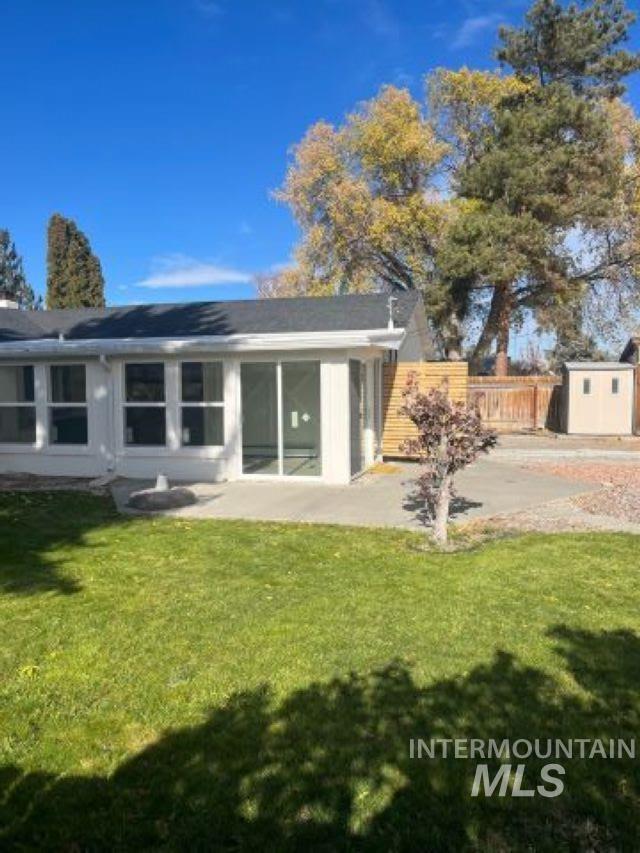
{"left": 110, "top": 459, "right": 592, "bottom": 530}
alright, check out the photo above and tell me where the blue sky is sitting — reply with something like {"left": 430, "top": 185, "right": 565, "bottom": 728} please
{"left": 2, "top": 0, "right": 640, "bottom": 310}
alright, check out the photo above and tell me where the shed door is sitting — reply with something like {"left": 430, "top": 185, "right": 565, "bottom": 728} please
{"left": 570, "top": 371, "right": 632, "bottom": 435}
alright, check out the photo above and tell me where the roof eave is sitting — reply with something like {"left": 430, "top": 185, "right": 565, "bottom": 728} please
{"left": 0, "top": 328, "right": 406, "bottom": 358}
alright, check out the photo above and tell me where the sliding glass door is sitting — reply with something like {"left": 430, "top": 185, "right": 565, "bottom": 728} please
{"left": 241, "top": 363, "right": 279, "bottom": 474}
{"left": 282, "top": 361, "right": 321, "bottom": 476}
{"left": 241, "top": 361, "right": 321, "bottom": 477}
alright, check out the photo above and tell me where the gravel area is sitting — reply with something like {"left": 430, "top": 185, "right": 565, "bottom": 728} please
{"left": 523, "top": 461, "right": 640, "bottom": 525}
{"left": 479, "top": 495, "right": 640, "bottom": 535}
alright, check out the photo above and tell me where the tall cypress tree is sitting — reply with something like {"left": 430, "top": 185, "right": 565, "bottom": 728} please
{"left": 0, "top": 229, "right": 37, "bottom": 308}
{"left": 46, "top": 214, "right": 106, "bottom": 309}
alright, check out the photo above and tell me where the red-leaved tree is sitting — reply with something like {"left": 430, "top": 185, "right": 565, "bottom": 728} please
{"left": 400, "top": 375, "right": 497, "bottom": 545}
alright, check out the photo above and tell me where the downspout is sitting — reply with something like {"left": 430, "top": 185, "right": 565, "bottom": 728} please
{"left": 99, "top": 355, "right": 116, "bottom": 473}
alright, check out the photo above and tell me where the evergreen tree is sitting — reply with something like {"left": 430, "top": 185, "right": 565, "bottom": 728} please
{"left": 497, "top": 0, "right": 640, "bottom": 98}
{"left": 0, "top": 229, "right": 37, "bottom": 308}
{"left": 438, "top": 0, "right": 640, "bottom": 373}
{"left": 46, "top": 214, "right": 106, "bottom": 309}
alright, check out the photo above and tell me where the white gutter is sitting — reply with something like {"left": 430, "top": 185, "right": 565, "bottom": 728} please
{"left": 0, "top": 328, "right": 405, "bottom": 358}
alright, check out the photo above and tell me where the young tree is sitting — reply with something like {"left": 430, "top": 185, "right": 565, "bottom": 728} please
{"left": 46, "top": 213, "right": 106, "bottom": 308}
{"left": 400, "top": 376, "right": 497, "bottom": 546}
{"left": 0, "top": 229, "right": 37, "bottom": 308}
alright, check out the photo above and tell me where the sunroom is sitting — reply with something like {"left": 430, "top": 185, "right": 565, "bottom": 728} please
{"left": 0, "top": 292, "right": 431, "bottom": 485}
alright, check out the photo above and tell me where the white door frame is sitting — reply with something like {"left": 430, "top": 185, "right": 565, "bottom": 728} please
{"left": 238, "top": 358, "right": 323, "bottom": 482}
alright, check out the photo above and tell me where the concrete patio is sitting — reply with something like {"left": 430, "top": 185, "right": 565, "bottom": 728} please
{"left": 110, "top": 459, "right": 593, "bottom": 530}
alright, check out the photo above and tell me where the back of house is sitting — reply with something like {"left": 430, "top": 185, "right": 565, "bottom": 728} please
{"left": 0, "top": 292, "right": 432, "bottom": 484}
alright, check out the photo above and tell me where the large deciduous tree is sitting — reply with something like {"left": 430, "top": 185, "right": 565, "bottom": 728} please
{"left": 273, "top": 86, "right": 455, "bottom": 341}
{"left": 269, "top": 0, "right": 640, "bottom": 373}
{"left": 46, "top": 214, "right": 106, "bottom": 309}
{"left": 0, "top": 229, "right": 37, "bottom": 308}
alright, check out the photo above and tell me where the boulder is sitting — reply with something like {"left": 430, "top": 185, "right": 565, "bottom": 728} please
{"left": 127, "top": 486, "right": 197, "bottom": 511}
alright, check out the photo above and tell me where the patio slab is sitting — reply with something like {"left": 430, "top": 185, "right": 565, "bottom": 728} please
{"left": 110, "top": 459, "right": 593, "bottom": 530}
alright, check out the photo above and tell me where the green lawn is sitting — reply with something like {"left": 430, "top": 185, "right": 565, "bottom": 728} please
{"left": 1, "top": 492, "right": 639, "bottom": 850}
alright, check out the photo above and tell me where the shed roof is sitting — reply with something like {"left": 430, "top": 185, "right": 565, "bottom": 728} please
{"left": 564, "top": 361, "right": 635, "bottom": 371}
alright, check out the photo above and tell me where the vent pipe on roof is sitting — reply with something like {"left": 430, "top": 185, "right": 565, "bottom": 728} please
{"left": 387, "top": 295, "right": 397, "bottom": 330}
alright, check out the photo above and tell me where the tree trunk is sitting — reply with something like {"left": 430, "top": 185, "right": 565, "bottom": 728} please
{"left": 494, "top": 285, "right": 512, "bottom": 377}
{"left": 444, "top": 310, "right": 464, "bottom": 361}
{"left": 470, "top": 286, "right": 502, "bottom": 374}
{"left": 433, "top": 474, "right": 452, "bottom": 546}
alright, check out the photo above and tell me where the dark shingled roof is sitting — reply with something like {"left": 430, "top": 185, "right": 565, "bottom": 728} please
{"left": 0, "top": 292, "right": 422, "bottom": 342}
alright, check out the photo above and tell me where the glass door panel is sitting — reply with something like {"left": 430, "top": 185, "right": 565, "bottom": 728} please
{"left": 241, "top": 362, "right": 279, "bottom": 474}
{"left": 281, "top": 361, "right": 321, "bottom": 476}
{"left": 349, "top": 359, "right": 364, "bottom": 477}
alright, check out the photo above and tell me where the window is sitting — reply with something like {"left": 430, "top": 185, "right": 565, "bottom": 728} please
{"left": 0, "top": 366, "right": 36, "bottom": 444}
{"left": 124, "top": 363, "right": 166, "bottom": 446}
{"left": 612, "top": 377, "right": 620, "bottom": 394}
{"left": 49, "top": 365, "right": 88, "bottom": 445}
{"left": 583, "top": 378, "right": 591, "bottom": 395}
{"left": 180, "top": 361, "right": 224, "bottom": 446}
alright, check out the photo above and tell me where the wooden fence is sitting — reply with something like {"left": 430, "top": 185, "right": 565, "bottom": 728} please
{"left": 468, "top": 376, "right": 563, "bottom": 432}
{"left": 382, "top": 366, "right": 565, "bottom": 458}
{"left": 382, "top": 362, "right": 468, "bottom": 457}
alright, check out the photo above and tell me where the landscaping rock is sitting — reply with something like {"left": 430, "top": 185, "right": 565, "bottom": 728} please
{"left": 126, "top": 486, "right": 197, "bottom": 511}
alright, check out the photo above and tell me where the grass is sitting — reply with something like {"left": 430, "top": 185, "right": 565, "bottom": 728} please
{"left": 1, "top": 491, "right": 639, "bottom": 850}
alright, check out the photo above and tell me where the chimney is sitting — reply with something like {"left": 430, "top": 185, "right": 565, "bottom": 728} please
{"left": 0, "top": 289, "right": 18, "bottom": 310}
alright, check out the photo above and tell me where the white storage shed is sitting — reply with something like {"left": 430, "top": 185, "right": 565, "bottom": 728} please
{"left": 563, "top": 362, "right": 635, "bottom": 436}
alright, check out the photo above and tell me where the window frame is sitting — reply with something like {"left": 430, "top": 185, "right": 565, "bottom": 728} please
{"left": 122, "top": 361, "right": 167, "bottom": 448}
{"left": 47, "top": 363, "right": 89, "bottom": 447}
{"left": 0, "top": 364, "right": 37, "bottom": 446}
{"left": 179, "top": 360, "right": 225, "bottom": 447}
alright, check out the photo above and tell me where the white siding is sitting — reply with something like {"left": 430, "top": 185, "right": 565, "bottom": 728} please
{"left": 0, "top": 349, "right": 366, "bottom": 485}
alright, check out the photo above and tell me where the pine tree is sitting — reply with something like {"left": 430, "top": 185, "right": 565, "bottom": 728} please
{"left": 0, "top": 229, "right": 37, "bottom": 308}
{"left": 46, "top": 214, "right": 106, "bottom": 309}
{"left": 497, "top": 0, "right": 640, "bottom": 98}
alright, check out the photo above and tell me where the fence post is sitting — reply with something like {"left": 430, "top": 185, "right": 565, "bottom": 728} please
{"left": 532, "top": 383, "right": 538, "bottom": 430}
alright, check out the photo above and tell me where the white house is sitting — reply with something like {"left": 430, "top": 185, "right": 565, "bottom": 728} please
{"left": 0, "top": 292, "right": 431, "bottom": 485}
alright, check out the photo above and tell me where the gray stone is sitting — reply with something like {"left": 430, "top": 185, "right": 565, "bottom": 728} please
{"left": 127, "top": 486, "right": 197, "bottom": 511}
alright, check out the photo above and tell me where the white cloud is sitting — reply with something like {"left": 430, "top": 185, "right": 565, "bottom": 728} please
{"left": 452, "top": 13, "right": 503, "bottom": 49}
{"left": 364, "top": 0, "right": 400, "bottom": 41}
{"left": 136, "top": 254, "right": 252, "bottom": 289}
{"left": 194, "top": 0, "right": 222, "bottom": 15}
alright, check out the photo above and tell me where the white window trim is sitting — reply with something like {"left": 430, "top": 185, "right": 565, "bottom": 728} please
{"left": 0, "top": 363, "right": 37, "bottom": 449}
{"left": 115, "top": 359, "right": 229, "bottom": 459}
{"left": 179, "top": 359, "right": 225, "bottom": 448}
{"left": 47, "top": 363, "right": 89, "bottom": 448}
{"left": 122, "top": 360, "right": 168, "bottom": 449}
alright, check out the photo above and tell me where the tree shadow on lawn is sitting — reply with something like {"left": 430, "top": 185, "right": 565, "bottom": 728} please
{"left": 2, "top": 626, "right": 639, "bottom": 850}
{"left": 0, "top": 491, "right": 120, "bottom": 596}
